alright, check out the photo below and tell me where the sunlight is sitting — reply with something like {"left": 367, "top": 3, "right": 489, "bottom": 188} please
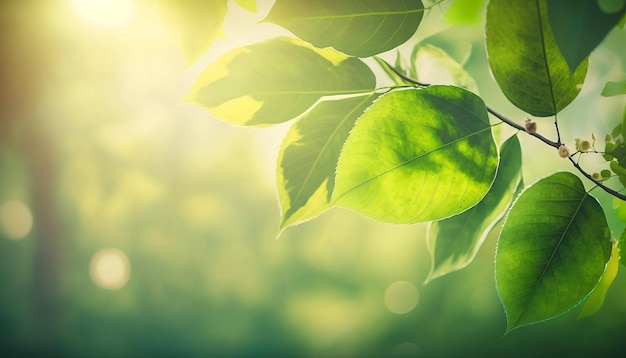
{"left": 70, "top": 0, "right": 134, "bottom": 28}
{"left": 0, "top": 200, "right": 33, "bottom": 240}
{"left": 384, "top": 281, "right": 419, "bottom": 314}
{"left": 90, "top": 248, "right": 131, "bottom": 290}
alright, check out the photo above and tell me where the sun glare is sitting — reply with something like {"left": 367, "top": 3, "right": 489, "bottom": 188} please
{"left": 90, "top": 248, "right": 131, "bottom": 290}
{"left": 71, "top": 0, "right": 134, "bottom": 28}
{"left": 385, "top": 281, "right": 419, "bottom": 315}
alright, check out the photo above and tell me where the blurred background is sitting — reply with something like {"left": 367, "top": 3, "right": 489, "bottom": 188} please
{"left": 1, "top": 0, "right": 625, "bottom": 357}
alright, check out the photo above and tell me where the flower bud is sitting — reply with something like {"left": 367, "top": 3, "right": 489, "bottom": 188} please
{"left": 524, "top": 118, "right": 537, "bottom": 134}
{"left": 558, "top": 144, "right": 570, "bottom": 158}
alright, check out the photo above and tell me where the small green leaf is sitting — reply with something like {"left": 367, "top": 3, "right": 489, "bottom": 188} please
{"left": 601, "top": 81, "right": 626, "bottom": 97}
{"left": 373, "top": 56, "right": 413, "bottom": 86}
{"left": 444, "top": 0, "right": 486, "bottom": 25}
{"left": 579, "top": 238, "right": 620, "bottom": 318}
{"left": 486, "top": 0, "right": 588, "bottom": 116}
{"left": 412, "top": 44, "right": 479, "bottom": 93}
{"left": 496, "top": 172, "right": 612, "bottom": 332}
{"left": 426, "top": 135, "right": 523, "bottom": 283}
{"left": 547, "top": 0, "right": 625, "bottom": 73}
{"left": 333, "top": 86, "right": 498, "bottom": 224}
{"left": 186, "top": 37, "right": 376, "bottom": 126}
{"left": 159, "top": 0, "right": 228, "bottom": 65}
{"left": 235, "top": 0, "right": 257, "bottom": 13}
{"left": 264, "top": 0, "right": 424, "bottom": 57}
{"left": 277, "top": 94, "right": 379, "bottom": 230}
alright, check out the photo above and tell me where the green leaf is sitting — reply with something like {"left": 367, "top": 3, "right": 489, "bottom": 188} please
{"left": 617, "top": 229, "right": 626, "bottom": 266}
{"left": 373, "top": 56, "right": 413, "bottom": 86}
{"left": 579, "top": 238, "right": 619, "bottom": 318}
{"left": 235, "top": 0, "right": 257, "bottom": 13}
{"left": 426, "top": 135, "right": 523, "bottom": 283}
{"left": 486, "top": 0, "right": 588, "bottom": 117}
{"left": 601, "top": 81, "right": 626, "bottom": 96}
{"left": 412, "top": 44, "right": 479, "bottom": 93}
{"left": 547, "top": 0, "right": 625, "bottom": 73}
{"left": 496, "top": 172, "right": 612, "bottom": 332}
{"left": 264, "top": 0, "right": 425, "bottom": 57}
{"left": 277, "top": 94, "right": 379, "bottom": 229}
{"left": 444, "top": 0, "right": 486, "bottom": 25}
{"left": 186, "top": 37, "right": 376, "bottom": 126}
{"left": 333, "top": 86, "right": 498, "bottom": 224}
{"left": 159, "top": 0, "right": 228, "bottom": 65}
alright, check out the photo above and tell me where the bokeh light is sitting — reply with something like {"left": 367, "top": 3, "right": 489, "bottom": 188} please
{"left": 70, "top": 0, "right": 134, "bottom": 28}
{"left": 384, "top": 281, "right": 419, "bottom": 314}
{"left": 89, "top": 248, "right": 131, "bottom": 290}
{"left": 0, "top": 200, "right": 33, "bottom": 240}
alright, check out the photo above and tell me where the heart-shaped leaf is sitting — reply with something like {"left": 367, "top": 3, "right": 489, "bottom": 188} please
{"left": 333, "top": 86, "right": 498, "bottom": 224}
{"left": 186, "top": 37, "right": 376, "bottom": 126}
{"left": 426, "top": 135, "right": 523, "bottom": 283}
{"left": 496, "top": 172, "right": 612, "bottom": 332}
{"left": 486, "top": 0, "right": 588, "bottom": 116}
{"left": 277, "top": 94, "right": 379, "bottom": 230}
{"left": 264, "top": 0, "right": 425, "bottom": 57}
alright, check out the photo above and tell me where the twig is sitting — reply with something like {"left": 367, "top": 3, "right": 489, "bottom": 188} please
{"left": 378, "top": 58, "right": 626, "bottom": 201}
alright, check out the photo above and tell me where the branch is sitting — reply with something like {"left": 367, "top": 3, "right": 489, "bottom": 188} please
{"left": 377, "top": 58, "right": 626, "bottom": 201}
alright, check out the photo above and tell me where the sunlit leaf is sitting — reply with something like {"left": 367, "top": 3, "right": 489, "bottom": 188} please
{"left": 496, "top": 172, "right": 612, "bottom": 333}
{"left": 277, "top": 94, "right": 379, "bottom": 230}
{"left": 159, "top": 0, "right": 228, "bottom": 65}
{"left": 426, "top": 135, "right": 523, "bottom": 283}
{"left": 444, "top": 0, "right": 486, "bottom": 25}
{"left": 333, "top": 86, "right": 498, "bottom": 224}
{"left": 579, "top": 238, "right": 619, "bottom": 318}
{"left": 264, "top": 0, "right": 425, "bottom": 57}
{"left": 412, "top": 44, "right": 479, "bottom": 93}
{"left": 547, "top": 0, "right": 625, "bottom": 72}
{"left": 235, "top": 0, "right": 257, "bottom": 13}
{"left": 486, "top": 0, "right": 588, "bottom": 117}
{"left": 601, "top": 81, "right": 626, "bottom": 97}
{"left": 186, "top": 37, "right": 376, "bottom": 126}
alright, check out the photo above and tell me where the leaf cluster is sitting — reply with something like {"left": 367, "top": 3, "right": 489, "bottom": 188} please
{"left": 163, "top": 0, "right": 626, "bottom": 333}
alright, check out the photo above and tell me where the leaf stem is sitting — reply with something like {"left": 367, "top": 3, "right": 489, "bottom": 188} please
{"left": 377, "top": 58, "right": 626, "bottom": 201}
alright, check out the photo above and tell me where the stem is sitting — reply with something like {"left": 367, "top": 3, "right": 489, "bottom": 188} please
{"left": 378, "top": 59, "right": 626, "bottom": 201}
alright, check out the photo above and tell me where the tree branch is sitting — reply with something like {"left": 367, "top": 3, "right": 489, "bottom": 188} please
{"left": 378, "top": 58, "right": 626, "bottom": 201}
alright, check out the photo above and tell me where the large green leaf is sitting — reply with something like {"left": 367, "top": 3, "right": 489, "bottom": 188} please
{"left": 186, "top": 37, "right": 376, "bottom": 126}
{"left": 547, "top": 0, "right": 625, "bottom": 72}
{"left": 159, "top": 0, "right": 228, "bottom": 65}
{"left": 486, "top": 0, "right": 588, "bottom": 117}
{"left": 496, "top": 172, "right": 612, "bottom": 333}
{"left": 426, "top": 135, "right": 523, "bottom": 283}
{"left": 264, "top": 0, "right": 424, "bottom": 58}
{"left": 277, "top": 94, "right": 379, "bottom": 229}
{"left": 332, "top": 86, "right": 498, "bottom": 224}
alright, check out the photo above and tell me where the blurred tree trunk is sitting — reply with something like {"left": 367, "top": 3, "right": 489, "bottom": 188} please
{"left": 0, "top": 1, "right": 64, "bottom": 353}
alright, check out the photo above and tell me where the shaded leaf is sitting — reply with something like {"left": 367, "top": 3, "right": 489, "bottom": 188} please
{"left": 426, "top": 135, "right": 523, "bottom": 283}
{"left": 264, "top": 0, "right": 424, "bottom": 57}
{"left": 235, "top": 0, "right": 257, "bottom": 13}
{"left": 333, "top": 86, "right": 498, "bottom": 224}
{"left": 160, "top": 0, "right": 228, "bottom": 65}
{"left": 186, "top": 37, "right": 376, "bottom": 126}
{"left": 620, "top": 226, "right": 626, "bottom": 267}
{"left": 277, "top": 94, "right": 379, "bottom": 229}
{"left": 601, "top": 81, "right": 626, "bottom": 96}
{"left": 496, "top": 172, "right": 612, "bottom": 333}
{"left": 579, "top": 238, "right": 619, "bottom": 318}
{"left": 547, "top": 0, "right": 625, "bottom": 72}
{"left": 486, "top": 0, "right": 588, "bottom": 117}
